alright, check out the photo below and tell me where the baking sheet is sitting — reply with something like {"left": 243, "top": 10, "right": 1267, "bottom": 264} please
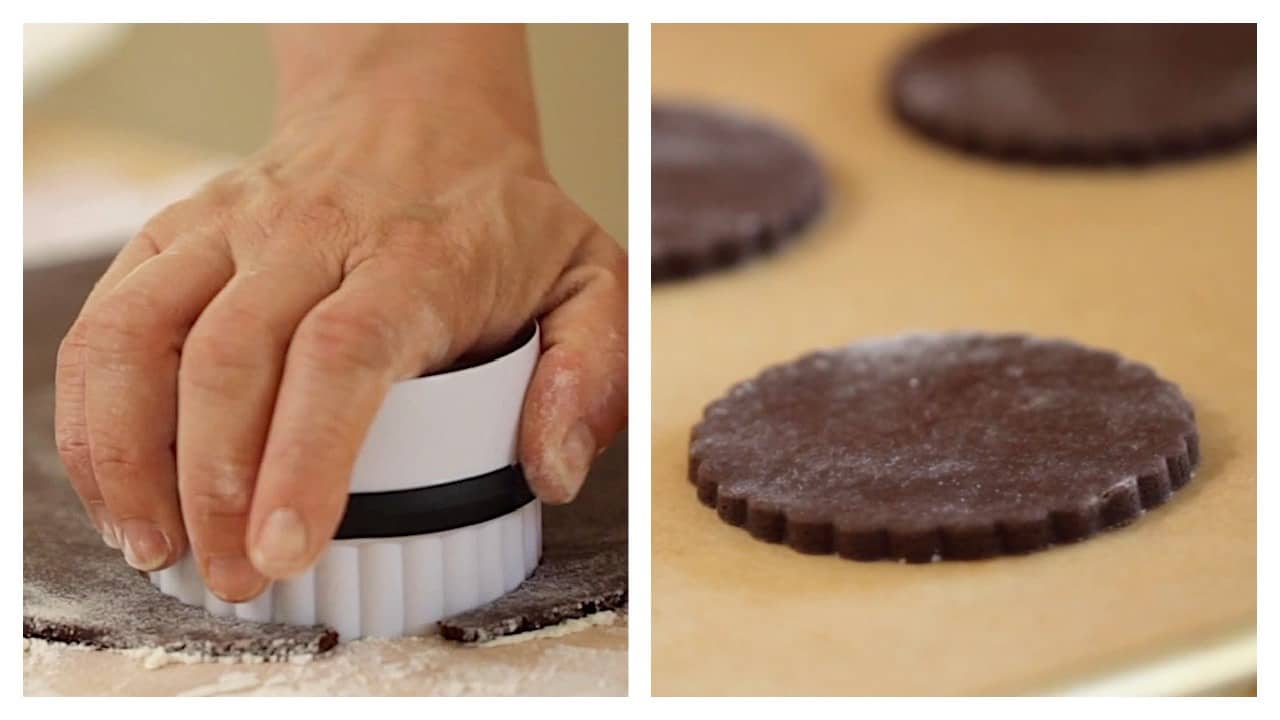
{"left": 651, "top": 23, "right": 1256, "bottom": 696}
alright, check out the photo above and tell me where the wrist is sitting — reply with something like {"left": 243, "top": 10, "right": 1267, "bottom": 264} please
{"left": 270, "top": 24, "right": 541, "bottom": 146}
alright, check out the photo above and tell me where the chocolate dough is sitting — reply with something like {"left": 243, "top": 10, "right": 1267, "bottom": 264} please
{"left": 652, "top": 102, "right": 826, "bottom": 281}
{"left": 690, "top": 333, "right": 1199, "bottom": 562}
{"left": 23, "top": 255, "right": 627, "bottom": 654}
{"left": 890, "top": 24, "right": 1256, "bottom": 165}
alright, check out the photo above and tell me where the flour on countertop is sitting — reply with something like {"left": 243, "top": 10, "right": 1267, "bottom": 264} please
{"left": 478, "top": 611, "right": 619, "bottom": 647}
{"left": 26, "top": 618, "right": 626, "bottom": 696}
{"left": 176, "top": 672, "right": 263, "bottom": 697}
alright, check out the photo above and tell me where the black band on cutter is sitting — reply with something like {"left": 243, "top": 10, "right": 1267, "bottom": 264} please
{"left": 335, "top": 465, "right": 535, "bottom": 540}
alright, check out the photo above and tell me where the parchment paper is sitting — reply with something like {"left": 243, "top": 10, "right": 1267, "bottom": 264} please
{"left": 651, "top": 23, "right": 1256, "bottom": 696}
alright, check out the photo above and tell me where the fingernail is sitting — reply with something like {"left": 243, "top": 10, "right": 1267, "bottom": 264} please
{"left": 545, "top": 421, "right": 595, "bottom": 503}
{"left": 207, "top": 556, "right": 269, "bottom": 602}
{"left": 251, "top": 507, "right": 309, "bottom": 576}
{"left": 119, "top": 519, "right": 172, "bottom": 571}
{"left": 88, "top": 503, "right": 119, "bottom": 549}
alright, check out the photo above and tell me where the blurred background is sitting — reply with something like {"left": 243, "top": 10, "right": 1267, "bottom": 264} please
{"left": 23, "top": 23, "right": 628, "bottom": 265}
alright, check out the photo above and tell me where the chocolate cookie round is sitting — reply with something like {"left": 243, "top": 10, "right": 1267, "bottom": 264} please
{"left": 890, "top": 24, "right": 1256, "bottom": 165}
{"left": 652, "top": 102, "right": 826, "bottom": 281}
{"left": 689, "top": 333, "right": 1199, "bottom": 562}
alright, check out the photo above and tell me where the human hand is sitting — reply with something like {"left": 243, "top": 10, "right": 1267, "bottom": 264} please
{"left": 53, "top": 24, "right": 627, "bottom": 602}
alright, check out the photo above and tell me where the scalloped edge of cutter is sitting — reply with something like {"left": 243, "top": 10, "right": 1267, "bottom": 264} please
{"left": 151, "top": 501, "right": 540, "bottom": 640}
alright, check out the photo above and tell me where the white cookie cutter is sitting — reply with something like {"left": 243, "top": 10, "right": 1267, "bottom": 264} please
{"left": 151, "top": 324, "right": 542, "bottom": 640}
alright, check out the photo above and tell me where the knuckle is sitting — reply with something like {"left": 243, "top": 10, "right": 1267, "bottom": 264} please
{"left": 581, "top": 228, "right": 628, "bottom": 290}
{"left": 551, "top": 259, "right": 627, "bottom": 314}
{"left": 81, "top": 292, "right": 165, "bottom": 358}
{"left": 134, "top": 205, "right": 186, "bottom": 252}
{"left": 193, "top": 175, "right": 245, "bottom": 216}
{"left": 133, "top": 226, "right": 170, "bottom": 255}
{"left": 54, "top": 425, "right": 92, "bottom": 472}
{"left": 543, "top": 344, "right": 590, "bottom": 377}
{"left": 136, "top": 192, "right": 222, "bottom": 249}
{"left": 53, "top": 427, "right": 89, "bottom": 456}
{"left": 182, "top": 305, "right": 275, "bottom": 380}
{"left": 238, "top": 195, "right": 359, "bottom": 271}
{"left": 601, "top": 243, "right": 628, "bottom": 284}
{"left": 185, "top": 481, "right": 255, "bottom": 521}
{"left": 56, "top": 323, "right": 89, "bottom": 373}
{"left": 593, "top": 255, "right": 627, "bottom": 296}
{"left": 269, "top": 195, "right": 358, "bottom": 250}
{"left": 294, "top": 306, "right": 396, "bottom": 371}
{"left": 89, "top": 439, "right": 147, "bottom": 480}
{"left": 182, "top": 449, "right": 260, "bottom": 524}
{"left": 296, "top": 195, "right": 356, "bottom": 234}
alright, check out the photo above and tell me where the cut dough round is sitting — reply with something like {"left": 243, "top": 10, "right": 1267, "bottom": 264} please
{"left": 891, "top": 24, "right": 1256, "bottom": 165}
{"left": 690, "top": 333, "right": 1199, "bottom": 561}
{"left": 652, "top": 102, "right": 826, "bottom": 281}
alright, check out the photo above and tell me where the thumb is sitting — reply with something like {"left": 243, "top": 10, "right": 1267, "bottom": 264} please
{"left": 519, "top": 235, "right": 627, "bottom": 504}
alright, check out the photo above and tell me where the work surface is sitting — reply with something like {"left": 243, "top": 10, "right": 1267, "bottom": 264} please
{"left": 651, "top": 24, "right": 1256, "bottom": 696}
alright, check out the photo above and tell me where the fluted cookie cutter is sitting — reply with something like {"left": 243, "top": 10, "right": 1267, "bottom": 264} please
{"left": 151, "top": 324, "right": 542, "bottom": 640}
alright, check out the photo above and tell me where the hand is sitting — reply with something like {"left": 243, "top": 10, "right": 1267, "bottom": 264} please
{"left": 53, "top": 24, "right": 627, "bottom": 602}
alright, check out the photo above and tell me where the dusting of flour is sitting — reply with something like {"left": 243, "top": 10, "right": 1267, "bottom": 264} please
{"left": 477, "top": 611, "right": 619, "bottom": 647}
{"left": 24, "top": 611, "right": 626, "bottom": 696}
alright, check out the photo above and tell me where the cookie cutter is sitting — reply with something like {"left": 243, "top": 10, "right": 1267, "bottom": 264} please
{"left": 151, "top": 324, "right": 542, "bottom": 640}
